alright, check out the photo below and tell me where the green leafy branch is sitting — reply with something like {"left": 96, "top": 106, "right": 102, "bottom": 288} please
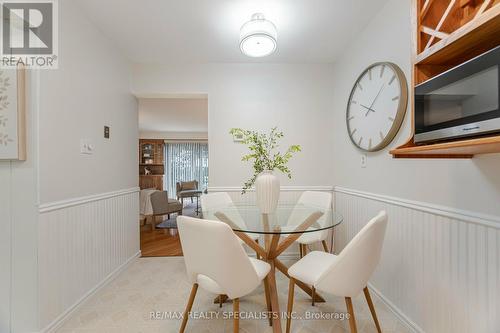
{"left": 230, "top": 127, "right": 301, "bottom": 194}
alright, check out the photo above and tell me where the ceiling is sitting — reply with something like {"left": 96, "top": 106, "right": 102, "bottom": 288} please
{"left": 75, "top": 0, "right": 389, "bottom": 64}
{"left": 138, "top": 98, "right": 208, "bottom": 133}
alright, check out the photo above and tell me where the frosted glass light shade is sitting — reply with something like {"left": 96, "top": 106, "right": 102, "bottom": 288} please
{"left": 240, "top": 13, "right": 277, "bottom": 57}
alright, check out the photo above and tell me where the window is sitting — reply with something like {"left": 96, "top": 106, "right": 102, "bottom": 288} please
{"left": 164, "top": 142, "right": 209, "bottom": 197}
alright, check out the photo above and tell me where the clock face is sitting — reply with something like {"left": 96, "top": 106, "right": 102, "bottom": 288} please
{"left": 346, "top": 62, "right": 408, "bottom": 152}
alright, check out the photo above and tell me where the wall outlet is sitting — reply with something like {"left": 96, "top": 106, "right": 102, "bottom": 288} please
{"left": 361, "top": 154, "right": 367, "bottom": 168}
{"left": 80, "top": 139, "right": 94, "bottom": 155}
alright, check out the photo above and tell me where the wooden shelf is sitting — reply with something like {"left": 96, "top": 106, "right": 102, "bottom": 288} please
{"left": 390, "top": 135, "right": 500, "bottom": 158}
{"left": 139, "top": 139, "right": 164, "bottom": 190}
{"left": 392, "top": 0, "right": 500, "bottom": 159}
{"left": 416, "top": 4, "right": 500, "bottom": 66}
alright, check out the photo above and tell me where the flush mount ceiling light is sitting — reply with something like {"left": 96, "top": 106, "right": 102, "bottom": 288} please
{"left": 240, "top": 13, "right": 277, "bottom": 57}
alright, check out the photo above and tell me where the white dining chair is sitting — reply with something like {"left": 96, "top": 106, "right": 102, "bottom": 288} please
{"left": 177, "top": 216, "right": 271, "bottom": 333}
{"left": 286, "top": 191, "right": 333, "bottom": 257}
{"left": 286, "top": 211, "right": 388, "bottom": 333}
{"left": 201, "top": 192, "right": 261, "bottom": 256}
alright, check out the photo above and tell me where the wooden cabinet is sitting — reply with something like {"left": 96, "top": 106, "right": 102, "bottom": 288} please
{"left": 139, "top": 175, "right": 164, "bottom": 191}
{"left": 139, "top": 139, "right": 164, "bottom": 190}
{"left": 140, "top": 139, "right": 164, "bottom": 165}
{"left": 390, "top": 0, "right": 500, "bottom": 158}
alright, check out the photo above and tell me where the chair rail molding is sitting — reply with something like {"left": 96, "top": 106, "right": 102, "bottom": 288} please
{"left": 39, "top": 187, "right": 140, "bottom": 213}
{"left": 208, "top": 185, "right": 334, "bottom": 192}
{"left": 334, "top": 186, "right": 500, "bottom": 228}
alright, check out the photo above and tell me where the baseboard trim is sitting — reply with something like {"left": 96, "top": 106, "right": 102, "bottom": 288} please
{"left": 40, "top": 251, "right": 141, "bottom": 333}
{"left": 39, "top": 187, "right": 140, "bottom": 213}
{"left": 334, "top": 186, "right": 500, "bottom": 229}
{"left": 368, "top": 283, "right": 423, "bottom": 333}
{"left": 208, "top": 186, "right": 334, "bottom": 192}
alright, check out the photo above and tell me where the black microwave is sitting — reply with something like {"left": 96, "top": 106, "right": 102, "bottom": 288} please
{"left": 415, "top": 46, "right": 500, "bottom": 144}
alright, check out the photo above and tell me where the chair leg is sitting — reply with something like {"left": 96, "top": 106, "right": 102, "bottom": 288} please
{"left": 299, "top": 244, "right": 303, "bottom": 258}
{"left": 233, "top": 298, "right": 240, "bottom": 333}
{"left": 311, "top": 286, "right": 315, "bottom": 306}
{"left": 151, "top": 216, "right": 156, "bottom": 230}
{"left": 321, "top": 240, "right": 329, "bottom": 252}
{"left": 255, "top": 239, "right": 260, "bottom": 259}
{"left": 345, "top": 297, "right": 358, "bottom": 333}
{"left": 302, "top": 244, "right": 307, "bottom": 256}
{"left": 179, "top": 283, "right": 198, "bottom": 333}
{"left": 286, "top": 278, "right": 295, "bottom": 333}
{"left": 332, "top": 229, "right": 336, "bottom": 253}
{"left": 363, "top": 287, "right": 382, "bottom": 333}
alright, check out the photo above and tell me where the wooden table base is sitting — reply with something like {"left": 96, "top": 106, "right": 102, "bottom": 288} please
{"left": 213, "top": 211, "right": 325, "bottom": 332}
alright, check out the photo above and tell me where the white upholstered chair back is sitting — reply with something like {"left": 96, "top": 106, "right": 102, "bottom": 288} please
{"left": 201, "top": 192, "right": 248, "bottom": 230}
{"left": 316, "top": 211, "right": 388, "bottom": 297}
{"left": 287, "top": 191, "right": 332, "bottom": 243}
{"left": 177, "top": 216, "right": 261, "bottom": 299}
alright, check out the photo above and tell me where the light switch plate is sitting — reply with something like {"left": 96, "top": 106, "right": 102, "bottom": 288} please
{"left": 361, "top": 154, "right": 367, "bottom": 168}
{"left": 80, "top": 139, "right": 94, "bottom": 155}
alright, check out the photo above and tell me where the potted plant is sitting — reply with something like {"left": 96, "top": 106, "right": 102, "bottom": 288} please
{"left": 230, "top": 127, "right": 301, "bottom": 213}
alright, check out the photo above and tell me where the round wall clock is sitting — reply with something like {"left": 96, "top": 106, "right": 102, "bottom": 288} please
{"left": 346, "top": 62, "right": 408, "bottom": 152}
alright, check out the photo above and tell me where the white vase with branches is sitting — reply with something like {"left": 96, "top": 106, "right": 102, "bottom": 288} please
{"left": 230, "top": 127, "right": 301, "bottom": 214}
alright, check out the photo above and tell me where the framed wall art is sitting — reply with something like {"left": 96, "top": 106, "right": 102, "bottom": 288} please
{"left": 0, "top": 68, "right": 26, "bottom": 161}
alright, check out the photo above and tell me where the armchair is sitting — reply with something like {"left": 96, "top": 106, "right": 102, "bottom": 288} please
{"left": 176, "top": 180, "right": 200, "bottom": 205}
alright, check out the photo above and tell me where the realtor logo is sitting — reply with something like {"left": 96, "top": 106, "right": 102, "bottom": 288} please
{"left": 1, "top": 0, "right": 58, "bottom": 68}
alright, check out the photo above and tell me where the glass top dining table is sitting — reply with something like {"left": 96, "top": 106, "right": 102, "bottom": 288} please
{"left": 204, "top": 200, "right": 344, "bottom": 333}
{"left": 203, "top": 202, "right": 343, "bottom": 234}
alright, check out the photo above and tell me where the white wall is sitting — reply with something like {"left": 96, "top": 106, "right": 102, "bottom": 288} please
{"left": 138, "top": 97, "right": 208, "bottom": 134}
{"left": 38, "top": 1, "right": 138, "bottom": 205}
{"left": 331, "top": 0, "right": 500, "bottom": 332}
{"left": 331, "top": 0, "right": 500, "bottom": 217}
{"left": 132, "top": 63, "right": 336, "bottom": 189}
{"left": 36, "top": 1, "right": 140, "bottom": 331}
{"left": 0, "top": 159, "right": 11, "bottom": 333}
{"left": 139, "top": 131, "right": 208, "bottom": 141}
{"left": 0, "top": 72, "right": 39, "bottom": 333}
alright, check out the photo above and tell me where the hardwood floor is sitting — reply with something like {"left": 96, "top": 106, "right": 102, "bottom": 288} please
{"left": 139, "top": 201, "right": 200, "bottom": 257}
{"left": 140, "top": 226, "right": 183, "bottom": 257}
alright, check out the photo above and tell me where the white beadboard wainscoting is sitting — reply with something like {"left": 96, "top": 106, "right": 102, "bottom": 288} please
{"left": 334, "top": 186, "right": 500, "bottom": 333}
{"left": 38, "top": 188, "right": 141, "bottom": 332}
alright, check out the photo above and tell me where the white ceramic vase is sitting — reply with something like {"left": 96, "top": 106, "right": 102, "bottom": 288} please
{"left": 255, "top": 170, "right": 280, "bottom": 214}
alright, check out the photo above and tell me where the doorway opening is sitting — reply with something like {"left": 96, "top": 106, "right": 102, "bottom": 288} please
{"left": 137, "top": 94, "right": 208, "bottom": 257}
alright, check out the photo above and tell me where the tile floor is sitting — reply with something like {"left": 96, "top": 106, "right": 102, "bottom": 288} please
{"left": 57, "top": 257, "right": 412, "bottom": 333}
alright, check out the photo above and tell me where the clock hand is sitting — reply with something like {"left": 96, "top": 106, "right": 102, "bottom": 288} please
{"left": 360, "top": 104, "right": 376, "bottom": 112}
{"left": 368, "top": 83, "right": 385, "bottom": 110}
{"left": 360, "top": 104, "right": 376, "bottom": 117}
